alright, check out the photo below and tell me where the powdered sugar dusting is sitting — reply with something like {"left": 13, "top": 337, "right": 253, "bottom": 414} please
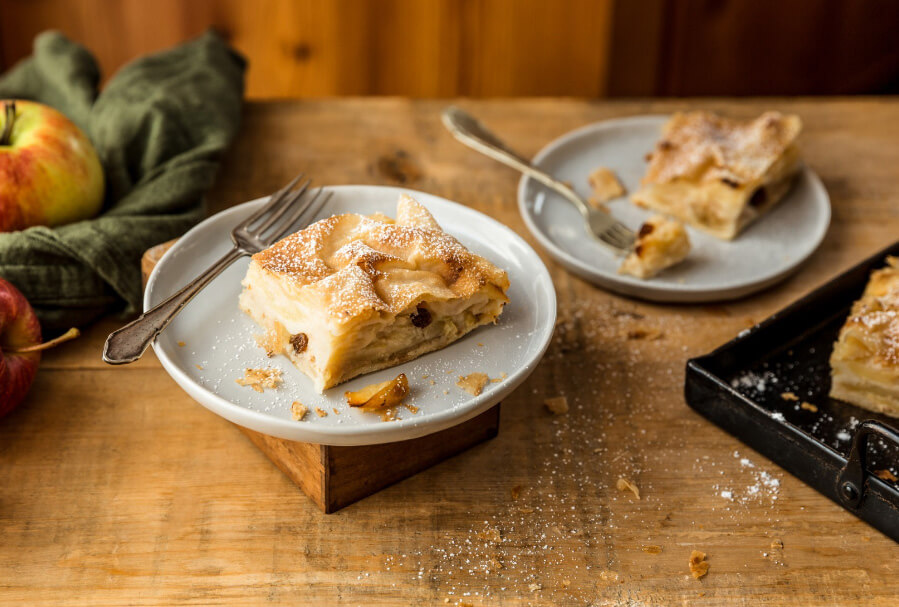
{"left": 249, "top": 196, "right": 509, "bottom": 319}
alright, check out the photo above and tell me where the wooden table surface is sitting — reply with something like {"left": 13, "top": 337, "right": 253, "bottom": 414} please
{"left": 3, "top": 98, "right": 899, "bottom": 606}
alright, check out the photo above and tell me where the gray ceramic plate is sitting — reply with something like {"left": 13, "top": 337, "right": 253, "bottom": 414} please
{"left": 517, "top": 115, "right": 831, "bottom": 302}
{"left": 145, "top": 185, "right": 556, "bottom": 446}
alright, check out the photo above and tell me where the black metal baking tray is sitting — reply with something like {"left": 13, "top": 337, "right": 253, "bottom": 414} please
{"left": 686, "top": 241, "right": 899, "bottom": 541}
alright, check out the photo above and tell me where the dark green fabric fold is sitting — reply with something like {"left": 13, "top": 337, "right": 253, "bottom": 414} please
{"left": 0, "top": 31, "right": 245, "bottom": 330}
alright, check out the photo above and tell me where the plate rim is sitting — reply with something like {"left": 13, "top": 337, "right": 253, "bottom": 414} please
{"left": 145, "top": 184, "right": 557, "bottom": 446}
{"left": 516, "top": 114, "right": 832, "bottom": 303}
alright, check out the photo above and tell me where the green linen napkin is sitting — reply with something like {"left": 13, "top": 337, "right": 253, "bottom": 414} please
{"left": 0, "top": 31, "right": 245, "bottom": 331}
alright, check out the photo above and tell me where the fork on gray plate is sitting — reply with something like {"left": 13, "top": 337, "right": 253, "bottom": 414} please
{"left": 441, "top": 106, "right": 635, "bottom": 254}
{"left": 102, "top": 174, "right": 331, "bottom": 365}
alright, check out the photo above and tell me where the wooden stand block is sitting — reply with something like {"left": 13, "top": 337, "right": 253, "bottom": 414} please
{"left": 238, "top": 405, "right": 501, "bottom": 513}
{"left": 142, "top": 240, "right": 502, "bottom": 513}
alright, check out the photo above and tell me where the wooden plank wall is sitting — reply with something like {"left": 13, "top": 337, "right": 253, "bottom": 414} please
{"left": 0, "top": 0, "right": 897, "bottom": 98}
{"left": 0, "top": 0, "right": 614, "bottom": 98}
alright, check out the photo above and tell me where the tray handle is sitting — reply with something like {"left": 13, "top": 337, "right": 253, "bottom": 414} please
{"left": 837, "top": 420, "right": 899, "bottom": 508}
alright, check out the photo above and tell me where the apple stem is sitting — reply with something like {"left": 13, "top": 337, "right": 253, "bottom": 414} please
{"left": 0, "top": 101, "right": 14, "bottom": 146}
{"left": 8, "top": 327, "right": 80, "bottom": 354}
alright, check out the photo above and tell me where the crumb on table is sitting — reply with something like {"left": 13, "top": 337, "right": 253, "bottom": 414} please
{"left": 781, "top": 392, "right": 799, "bottom": 401}
{"left": 543, "top": 396, "right": 569, "bottom": 415}
{"left": 689, "top": 550, "right": 709, "bottom": 579}
{"left": 800, "top": 401, "right": 818, "bottom": 412}
{"left": 616, "top": 478, "right": 641, "bottom": 500}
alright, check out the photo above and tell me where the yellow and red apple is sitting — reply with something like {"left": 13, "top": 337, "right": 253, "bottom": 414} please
{"left": 0, "top": 99, "right": 105, "bottom": 232}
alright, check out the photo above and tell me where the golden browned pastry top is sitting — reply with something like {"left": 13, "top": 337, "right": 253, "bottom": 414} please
{"left": 642, "top": 111, "right": 802, "bottom": 187}
{"left": 250, "top": 194, "right": 510, "bottom": 322}
{"left": 840, "top": 256, "right": 899, "bottom": 366}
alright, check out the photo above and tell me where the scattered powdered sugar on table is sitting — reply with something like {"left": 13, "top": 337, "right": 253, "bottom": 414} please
{"left": 712, "top": 451, "right": 781, "bottom": 506}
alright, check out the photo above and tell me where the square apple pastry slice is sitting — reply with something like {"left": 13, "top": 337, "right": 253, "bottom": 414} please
{"left": 632, "top": 111, "right": 802, "bottom": 240}
{"left": 239, "top": 194, "right": 510, "bottom": 392}
{"left": 829, "top": 257, "right": 899, "bottom": 417}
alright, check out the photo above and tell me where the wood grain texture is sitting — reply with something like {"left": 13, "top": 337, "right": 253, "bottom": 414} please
{"left": 238, "top": 407, "right": 500, "bottom": 514}
{"left": 0, "top": 0, "right": 614, "bottom": 98}
{"left": 2, "top": 99, "right": 899, "bottom": 605}
{"left": 4, "top": 0, "right": 896, "bottom": 98}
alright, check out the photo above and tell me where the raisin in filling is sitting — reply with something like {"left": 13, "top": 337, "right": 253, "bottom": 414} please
{"left": 749, "top": 187, "right": 768, "bottom": 208}
{"left": 290, "top": 332, "right": 308, "bottom": 353}
{"left": 410, "top": 305, "right": 432, "bottom": 328}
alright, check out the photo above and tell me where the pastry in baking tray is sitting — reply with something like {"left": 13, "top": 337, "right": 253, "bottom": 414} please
{"left": 618, "top": 214, "right": 691, "bottom": 279}
{"left": 239, "top": 194, "right": 510, "bottom": 392}
{"left": 632, "top": 111, "right": 802, "bottom": 240}
{"left": 829, "top": 257, "right": 899, "bottom": 417}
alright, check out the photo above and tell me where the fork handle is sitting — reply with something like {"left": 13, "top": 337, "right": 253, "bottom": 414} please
{"left": 103, "top": 246, "right": 246, "bottom": 364}
{"left": 442, "top": 107, "right": 590, "bottom": 215}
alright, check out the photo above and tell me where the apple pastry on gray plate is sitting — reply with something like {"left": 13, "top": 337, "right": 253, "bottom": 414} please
{"left": 239, "top": 194, "right": 510, "bottom": 392}
{"left": 632, "top": 111, "right": 802, "bottom": 240}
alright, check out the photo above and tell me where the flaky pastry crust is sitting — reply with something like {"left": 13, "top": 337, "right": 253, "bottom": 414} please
{"left": 239, "top": 194, "right": 510, "bottom": 392}
{"left": 829, "top": 257, "right": 899, "bottom": 417}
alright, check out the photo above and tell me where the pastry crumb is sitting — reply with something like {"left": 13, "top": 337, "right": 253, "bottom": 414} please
{"left": 800, "top": 401, "right": 818, "bottom": 412}
{"left": 510, "top": 485, "right": 522, "bottom": 500}
{"left": 403, "top": 403, "right": 419, "bottom": 414}
{"left": 781, "top": 392, "right": 799, "bottom": 401}
{"left": 177, "top": 341, "right": 186, "bottom": 347}
{"left": 236, "top": 367, "right": 282, "bottom": 392}
{"left": 315, "top": 407, "right": 327, "bottom": 417}
{"left": 770, "top": 538, "right": 784, "bottom": 549}
{"left": 616, "top": 478, "right": 641, "bottom": 500}
{"left": 195, "top": 364, "right": 203, "bottom": 370}
{"left": 528, "top": 583, "right": 542, "bottom": 592}
{"left": 254, "top": 321, "right": 289, "bottom": 357}
{"left": 478, "top": 528, "right": 501, "bottom": 543}
{"left": 689, "top": 550, "right": 709, "bottom": 579}
{"left": 457, "top": 372, "right": 490, "bottom": 396}
{"left": 291, "top": 401, "right": 308, "bottom": 421}
{"left": 625, "top": 327, "right": 664, "bottom": 340}
{"left": 642, "top": 545, "right": 662, "bottom": 554}
{"left": 543, "top": 396, "right": 569, "bottom": 415}
{"left": 598, "top": 570, "right": 619, "bottom": 582}
{"left": 587, "top": 166, "right": 626, "bottom": 208}
{"left": 332, "top": 407, "right": 340, "bottom": 415}
{"left": 345, "top": 374, "right": 409, "bottom": 410}
{"left": 875, "top": 469, "right": 898, "bottom": 482}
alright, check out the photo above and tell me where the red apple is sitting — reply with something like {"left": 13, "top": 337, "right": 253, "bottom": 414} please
{"left": 0, "top": 277, "right": 79, "bottom": 417}
{"left": 0, "top": 99, "right": 105, "bottom": 232}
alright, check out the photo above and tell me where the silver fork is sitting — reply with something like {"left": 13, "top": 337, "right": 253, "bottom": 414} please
{"left": 102, "top": 174, "right": 331, "bottom": 364}
{"left": 441, "top": 106, "right": 635, "bottom": 254}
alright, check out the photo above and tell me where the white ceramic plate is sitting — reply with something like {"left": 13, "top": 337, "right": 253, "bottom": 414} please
{"left": 518, "top": 115, "right": 831, "bottom": 302}
{"left": 145, "top": 185, "right": 556, "bottom": 446}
